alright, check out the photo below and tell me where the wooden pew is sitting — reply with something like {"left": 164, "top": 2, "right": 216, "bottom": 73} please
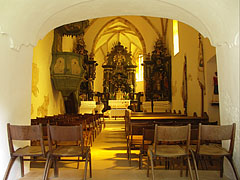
{"left": 126, "top": 111, "right": 209, "bottom": 127}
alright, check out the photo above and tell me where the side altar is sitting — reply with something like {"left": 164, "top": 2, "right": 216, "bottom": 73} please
{"left": 142, "top": 39, "right": 172, "bottom": 112}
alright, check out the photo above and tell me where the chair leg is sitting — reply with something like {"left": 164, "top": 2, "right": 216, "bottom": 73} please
{"left": 89, "top": 152, "right": 92, "bottom": 178}
{"left": 180, "top": 156, "right": 183, "bottom": 177}
{"left": 149, "top": 150, "right": 155, "bottom": 180}
{"left": 190, "top": 150, "right": 199, "bottom": 180}
{"left": 198, "top": 155, "right": 205, "bottom": 170}
{"left": 77, "top": 156, "right": 80, "bottom": 169}
{"left": 3, "top": 156, "right": 17, "bottom": 180}
{"left": 226, "top": 156, "right": 239, "bottom": 180}
{"left": 220, "top": 156, "right": 224, "bottom": 177}
{"left": 43, "top": 154, "right": 52, "bottom": 180}
{"left": 84, "top": 153, "right": 89, "bottom": 180}
{"left": 90, "top": 134, "right": 93, "bottom": 146}
{"left": 53, "top": 157, "right": 58, "bottom": 177}
{"left": 127, "top": 139, "right": 129, "bottom": 160}
{"left": 187, "top": 156, "right": 194, "bottom": 180}
{"left": 185, "top": 157, "right": 189, "bottom": 177}
{"left": 20, "top": 157, "right": 24, "bottom": 177}
{"left": 103, "top": 117, "right": 106, "bottom": 128}
{"left": 139, "top": 153, "right": 142, "bottom": 169}
{"left": 147, "top": 155, "right": 150, "bottom": 177}
{"left": 129, "top": 145, "right": 131, "bottom": 166}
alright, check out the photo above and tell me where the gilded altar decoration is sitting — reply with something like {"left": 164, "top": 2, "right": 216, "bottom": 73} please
{"left": 143, "top": 39, "right": 171, "bottom": 101}
{"left": 102, "top": 42, "right": 136, "bottom": 100}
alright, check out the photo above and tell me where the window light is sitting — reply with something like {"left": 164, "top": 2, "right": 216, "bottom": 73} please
{"left": 136, "top": 55, "right": 144, "bottom": 82}
{"left": 173, "top": 20, "right": 179, "bottom": 56}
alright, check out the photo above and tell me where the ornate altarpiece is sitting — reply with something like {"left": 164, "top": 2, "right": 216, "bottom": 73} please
{"left": 102, "top": 42, "right": 137, "bottom": 100}
{"left": 143, "top": 39, "right": 172, "bottom": 101}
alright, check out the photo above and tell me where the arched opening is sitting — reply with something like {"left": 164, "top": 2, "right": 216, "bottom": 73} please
{"left": 0, "top": 1, "right": 238, "bottom": 179}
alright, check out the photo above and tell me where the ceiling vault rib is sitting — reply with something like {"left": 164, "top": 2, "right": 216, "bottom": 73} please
{"left": 141, "top": 16, "right": 161, "bottom": 38}
{"left": 91, "top": 17, "right": 146, "bottom": 55}
{"left": 161, "top": 19, "right": 168, "bottom": 43}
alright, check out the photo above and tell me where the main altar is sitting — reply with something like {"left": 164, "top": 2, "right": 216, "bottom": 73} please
{"left": 101, "top": 42, "right": 137, "bottom": 113}
{"left": 106, "top": 100, "right": 130, "bottom": 118}
{"left": 102, "top": 42, "right": 136, "bottom": 100}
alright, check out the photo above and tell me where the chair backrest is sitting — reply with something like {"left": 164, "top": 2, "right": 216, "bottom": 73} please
{"left": 130, "top": 123, "right": 153, "bottom": 137}
{"left": 7, "top": 123, "right": 45, "bottom": 155}
{"left": 197, "top": 123, "right": 236, "bottom": 154}
{"left": 47, "top": 124, "right": 84, "bottom": 152}
{"left": 142, "top": 128, "right": 155, "bottom": 149}
{"left": 143, "top": 128, "right": 155, "bottom": 142}
{"left": 153, "top": 124, "right": 191, "bottom": 153}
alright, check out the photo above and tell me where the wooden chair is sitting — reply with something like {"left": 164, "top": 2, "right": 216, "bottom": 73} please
{"left": 4, "top": 123, "right": 47, "bottom": 180}
{"left": 43, "top": 124, "right": 92, "bottom": 180}
{"left": 195, "top": 123, "right": 239, "bottom": 179}
{"left": 147, "top": 124, "right": 197, "bottom": 180}
{"left": 139, "top": 127, "right": 154, "bottom": 169}
{"left": 127, "top": 123, "right": 153, "bottom": 166}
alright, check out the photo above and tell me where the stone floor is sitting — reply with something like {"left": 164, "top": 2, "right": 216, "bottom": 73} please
{"left": 20, "top": 118, "right": 233, "bottom": 180}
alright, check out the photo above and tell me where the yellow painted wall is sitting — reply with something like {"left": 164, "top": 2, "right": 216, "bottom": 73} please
{"left": 31, "top": 31, "right": 65, "bottom": 118}
{"left": 171, "top": 22, "right": 201, "bottom": 115}
{"left": 170, "top": 21, "right": 218, "bottom": 121}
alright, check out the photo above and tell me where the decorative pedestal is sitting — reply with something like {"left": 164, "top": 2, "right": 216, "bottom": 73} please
{"left": 79, "top": 101, "right": 96, "bottom": 114}
{"left": 108, "top": 100, "right": 130, "bottom": 109}
{"left": 107, "top": 100, "right": 131, "bottom": 119}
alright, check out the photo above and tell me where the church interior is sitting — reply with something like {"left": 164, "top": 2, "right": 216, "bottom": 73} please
{"left": 31, "top": 16, "right": 219, "bottom": 121}
{"left": 0, "top": 1, "right": 239, "bottom": 180}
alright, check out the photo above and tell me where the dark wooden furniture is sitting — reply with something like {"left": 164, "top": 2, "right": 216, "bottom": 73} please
{"left": 130, "top": 111, "right": 185, "bottom": 117}
{"left": 125, "top": 111, "right": 209, "bottom": 131}
{"left": 194, "top": 123, "right": 238, "bottom": 179}
{"left": 147, "top": 124, "right": 198, "bottom": 180}
{"left": 130, "top": 114, "right": 208, "bottom": 125}
{"left": 31, "top": 113, "right": 104, "bottom": 147}
{"left": 139, "top": 128, "right": 155, "bottom": 169}
{"left": 127, "top": 123, "right": 154, "bottom": 166}
{"left": 4, "top": 123, "right": 47, "bottom": 180}
{"left": 43, "top": 124, "right": 92, "bottom": 180}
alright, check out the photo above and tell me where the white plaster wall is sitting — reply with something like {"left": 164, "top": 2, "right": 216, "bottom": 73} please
{"left": 0, "top": 35, "right": 33, "bottom": 179}
{"left": 0, "top": 0, "right": 239, "bottom": 179}
{"left": 217, "top": 44, "right": 240, "bottom": 174}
